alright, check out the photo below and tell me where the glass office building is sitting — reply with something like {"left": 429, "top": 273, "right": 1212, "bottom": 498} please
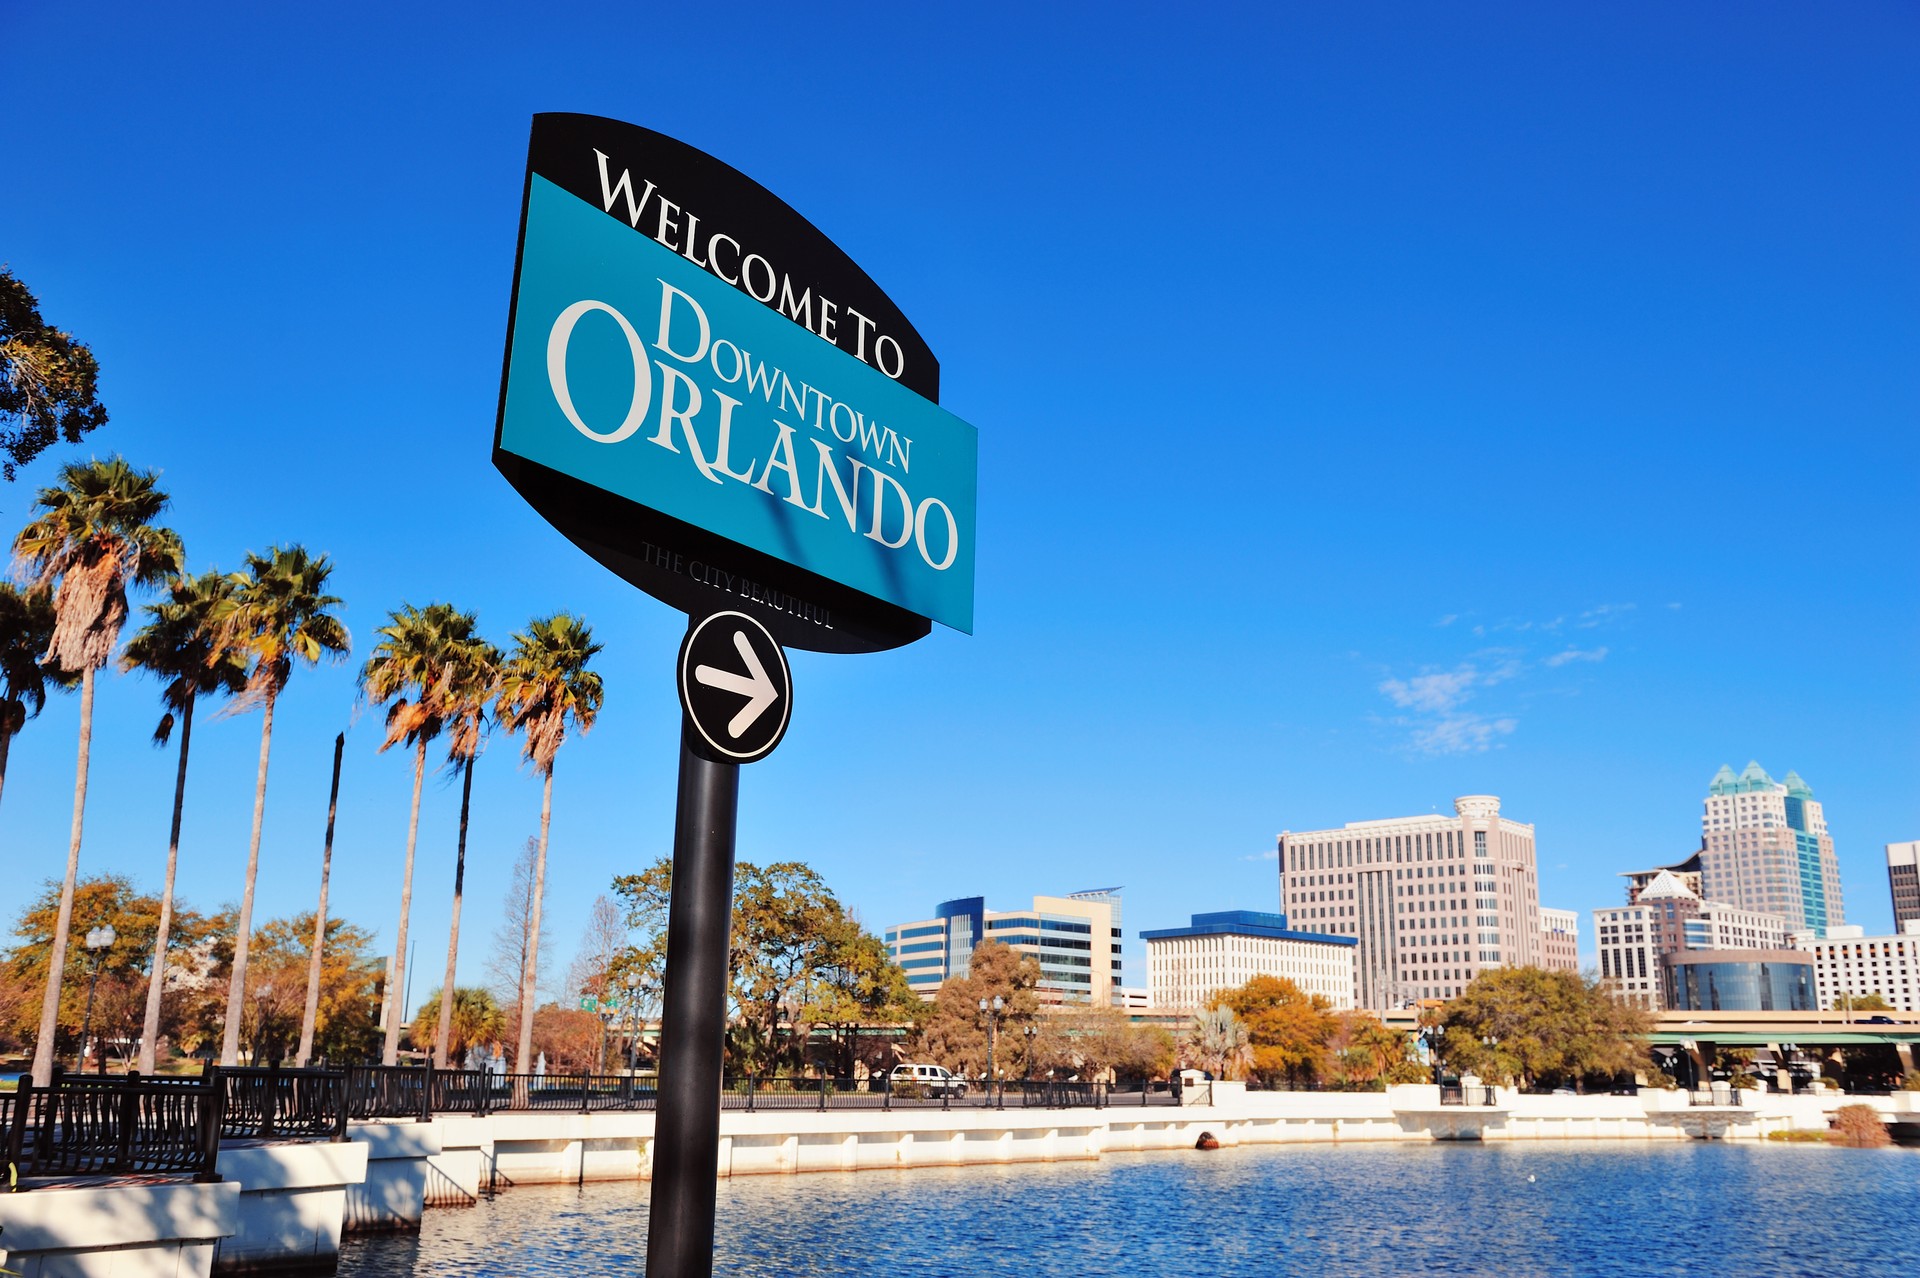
{"left": 1664, "top": 949, "right": 1816, "bottom": 1012}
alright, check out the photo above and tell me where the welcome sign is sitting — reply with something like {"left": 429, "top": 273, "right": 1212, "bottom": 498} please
{"left": 494, "top": 115, "right": 976, "bottom": 652}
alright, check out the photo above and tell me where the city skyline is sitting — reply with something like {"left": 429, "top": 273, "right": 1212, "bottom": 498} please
{"left": 2, "top": 4, "right": 1914, "bottom": 994}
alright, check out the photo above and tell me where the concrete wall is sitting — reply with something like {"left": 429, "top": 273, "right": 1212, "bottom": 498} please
{"left": 211, "top": 1142, "right": 368, "bottom": 1275}
{"left": 0, "top": 1181, "right": 239, "bottom": 1278}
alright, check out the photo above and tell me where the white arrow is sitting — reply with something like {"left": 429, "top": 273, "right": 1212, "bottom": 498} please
{"left": 694, "top": 630, "right": 779, "bottom": 739}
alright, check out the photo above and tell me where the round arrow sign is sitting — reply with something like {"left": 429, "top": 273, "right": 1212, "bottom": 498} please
{"left": 677, "top": 611, "right": 792, "bottom": 763}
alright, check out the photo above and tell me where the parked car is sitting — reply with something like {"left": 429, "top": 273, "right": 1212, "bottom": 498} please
{"left": 888, "top": 1063, "right": 967, "bottom": 1097}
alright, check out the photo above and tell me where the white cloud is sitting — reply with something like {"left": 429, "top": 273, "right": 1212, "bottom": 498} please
{"left": 1410, "top": 713, "right": 1517, "bottom": 755}
{"left": 1544, "top": 646, "right": 1608, "bottom": 667}
{"left": 1436, "top": 614, "right": 1459, "bottom": 627}
{"left": 1578, "top": 603, "right": 1636, "bottom": 627}
{"left": 1242, "top": 848, "right": 1279, "bottom": 862}
{"left": 1379, "top": 667, "right": 1479, "bottom": 713}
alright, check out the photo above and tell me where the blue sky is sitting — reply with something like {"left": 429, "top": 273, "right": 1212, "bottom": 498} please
{"left": 2, "top": 2, "right": 1914, "bottom": 993}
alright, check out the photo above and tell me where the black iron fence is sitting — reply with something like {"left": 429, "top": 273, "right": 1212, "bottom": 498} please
{"left": 718, "top": 1076, "right": 1184, "bottom": 1112}
{"left": 3, "top": 1062, "right": 1187, "bottom": 1190}
{"left": 215, "top": 1066, "right": 349, "bottom": 1141}
{"left": 3, "top": 1069, "right": 222, "bottom": 1186}
{"left": 1439, "top": 1084, "right": 1497, "bottom": 1107}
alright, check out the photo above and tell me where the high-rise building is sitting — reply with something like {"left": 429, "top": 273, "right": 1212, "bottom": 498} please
{"left": 1278, "top": 794, "right": 1540, "bottom": 1009}
{"left": 1699, "top": 762, "right": 1843, "bottom": 933}
{"left": 1793, "top": 921, "right": 1920, "bottom": 1014}
{"left": 1593, "top": 870, "right": 1790, "bottom": 1010}
{"left": 1888, "top": 842, "right": 1920, "bottom": 930}
{"left": 1540, "top": 908, "right": 1580, "bottom": 973}
{"left": 883, "top": 889, "right": 1124, "bottom": 1005}
{"left": 1141, "top": 911, "right": 1356, "bottom": 1012}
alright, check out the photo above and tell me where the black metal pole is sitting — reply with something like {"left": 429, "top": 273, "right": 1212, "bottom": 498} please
{"left": 645, "top": 727, "right": 739, "bottom": 1278}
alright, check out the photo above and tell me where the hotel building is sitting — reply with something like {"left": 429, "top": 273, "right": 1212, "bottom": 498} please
{"left": 1594, "top": 870, "right": 1790, "bottom": 1010}
{"left": 1889, "top": 842, "right": 1920, "bottom": 930}
{"left": 1793, "top": 921, "right": 1920, "bottom": 1014}
{"left": 1700, "top": 762, "right": 1843, "bottom": 933}
{"left": 884, "top": 889, "right": 1123, "bottom": 1005}
{"left": 1278, "top": 794, "right": 1541, "bottom": 1009}
{"left": 1140, "top": 911, "right": 1356, "bottom": 1012}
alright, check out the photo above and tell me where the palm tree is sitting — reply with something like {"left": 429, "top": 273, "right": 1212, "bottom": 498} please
{"left": 212, "top": 546, "right": 349, "bottom": 1065}
{"left": 497, "top": 613, "right": 603, "bottom": 1072}
{"left": 0, "top": 582, "right": 75, "bottom": 813}
{"left": 433, "top": 626, "right": 501, "bottom": 1068}
{"left": 120, "top": 571, "right": 247, "bottom": 1073}
{"left": 12, "top": 457, "right": 181, "bottom": 1086}
{"left": 360, "top": 603, "right": 470, "bottom": 1066}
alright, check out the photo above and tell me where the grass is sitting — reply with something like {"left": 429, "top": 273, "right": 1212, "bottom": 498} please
{"left": 1765, "top": 1129, "right": 1832, "bottom": 1142}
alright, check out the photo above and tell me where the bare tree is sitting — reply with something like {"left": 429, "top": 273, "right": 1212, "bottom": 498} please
{"left": 563, "top": 895, "right": 628, "bottom": 1003}
{"left": 485, "top": 837, "right": 550, "bottom": 1067}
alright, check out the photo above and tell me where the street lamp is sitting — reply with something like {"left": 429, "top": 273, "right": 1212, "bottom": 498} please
{"left": 1023, "top": 1024, "right": 1038, "bottom": 1081}
{"left": 79, "top": 924, "right": 117, "bottom": 1074}
{"left": 978, "top": 995, "right": 1003, "bottom": 1086}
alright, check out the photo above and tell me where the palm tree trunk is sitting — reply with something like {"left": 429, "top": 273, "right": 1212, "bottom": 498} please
{"left": 297, "top": 733, "right": 345, "bottom": 1067}
{"left": 381, "top": 737, "right": 428, "bottom": 1065}
{"left": 434, "top": 758, "right": 475, "bottom": 1068}
{"left": 515, "top": 767, "right": 554, "bottom": 1072}
{"left": 138, "top": 697, "right": 194, "bottom": 1074}
{"left": 220, "top": 690, "right": 277, "bottom": 1065}
{"left": 30, "top": 665, "right": 95, "bottom": 1086}
{"left": 0, "top": 725, "right": 12, "bottom": 814}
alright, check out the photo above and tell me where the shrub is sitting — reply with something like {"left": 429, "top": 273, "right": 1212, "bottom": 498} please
{"left": 1830, "top": 1104, "right": 1891, "bottom": 1148}
{"left": 1902, "top": 1070, "right": 1920, "bottom": 1092}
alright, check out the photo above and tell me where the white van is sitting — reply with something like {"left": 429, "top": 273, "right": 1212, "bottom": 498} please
{"left": 887, "top": 1063, "right": 968, "bottom": 1097}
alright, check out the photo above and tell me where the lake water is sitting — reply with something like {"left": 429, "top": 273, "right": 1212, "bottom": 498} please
{"left": 339, "top": 1142, "right": 1920, "bottom": 1277}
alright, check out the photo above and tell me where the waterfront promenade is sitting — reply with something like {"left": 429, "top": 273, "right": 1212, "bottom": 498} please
{"left": 4, "top": 1081, "right": 1915, "bottom": 1275}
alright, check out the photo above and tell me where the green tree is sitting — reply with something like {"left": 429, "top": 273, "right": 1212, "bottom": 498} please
{"left": 1184, "top": 1004, "right": 1251, "bottom": 1080}
{"left": 360, "top": 602, "right": 471, "bottom": 1066}
{"left": 210, "top": 546, "right": 349, "bottom": 1065}
{"left": 411, "top": 987, "right": 505, "bottom": 1065}
{"left": 1436, "top": 966, "right": 1651, "bottom": 1090}
{"left": 431, "top": 624, "right": 501, "bottom": 1068}
{"left": 1212, "top": 975, "right": 1339, "bottom": 1087}
{"left": 612, "top": 858, "right": 908, "bottom": 1076}
{"left": 0, "top": 581, "right": 75, "bottom": 812}
{"left": 12, "top": 457, "right": 181, "bottom": 1083}
{"left": 1834, "top": 993, "right": 1892, "bottom": 1012}
{"left": 0, "top": 269, "right": 108, "bottom": 480}
{"left": 120, "top": 571, "right": 246, "bottom": 1072}
{"left": 497, "top": 613, "right": 603, "bottom": 1071}
{"left": 1327, "top": 1012, "right": 1423, "bottom": 1089}
{"left": 796, "top": 913, "right": 921, "bottom": 1078}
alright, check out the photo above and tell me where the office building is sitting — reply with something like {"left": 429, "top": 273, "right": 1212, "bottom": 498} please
{"left": 1141, "top": 911, "right": 1356, "bottom": 1012}
{"left": 1593, "top": 870, "right": 1789, "bottom": 1010}
{"left": 1700, "top": 762, "right": 1843, "bottom": 933}
{"left": 884, "top": 888, "right": 1124, "bottom": 1005}
{"left": 1889, "top": 842, "right": 1920, "bottom": 930}
{"left": 1278, "top": 794, "right": 1541, "bottom": 1009}
{"left": 1666, "top": 951, "right": 1816, "bottom": 1012}
{"left": 1793, "top": 921, "right": 1920, "bottom": 1014}
{"left": 1540, "top": 908, "right": 1580, "bottom": 973}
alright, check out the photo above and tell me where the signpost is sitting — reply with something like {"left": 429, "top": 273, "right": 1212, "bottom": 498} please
{"left": 493, "top": 114, "right": 975, "bottom": 1278}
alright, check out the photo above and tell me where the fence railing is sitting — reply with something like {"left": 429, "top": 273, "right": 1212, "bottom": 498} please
{"left": 4, "top": 1069, "right": 223, "bottom": 1187}
{"left": 716, "top": 1076, "right": 1184, "bottom": 1112}
{"left": 1439, "top": 1084, "right": 1497, "bottom": 1107}
{"left": 213, "top": 1066, "right": 349, "bottom": 1141}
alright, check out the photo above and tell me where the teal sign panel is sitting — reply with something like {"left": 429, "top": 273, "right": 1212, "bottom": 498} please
{"left": 495, "top": 123, "right": 976, "bottom": 642}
